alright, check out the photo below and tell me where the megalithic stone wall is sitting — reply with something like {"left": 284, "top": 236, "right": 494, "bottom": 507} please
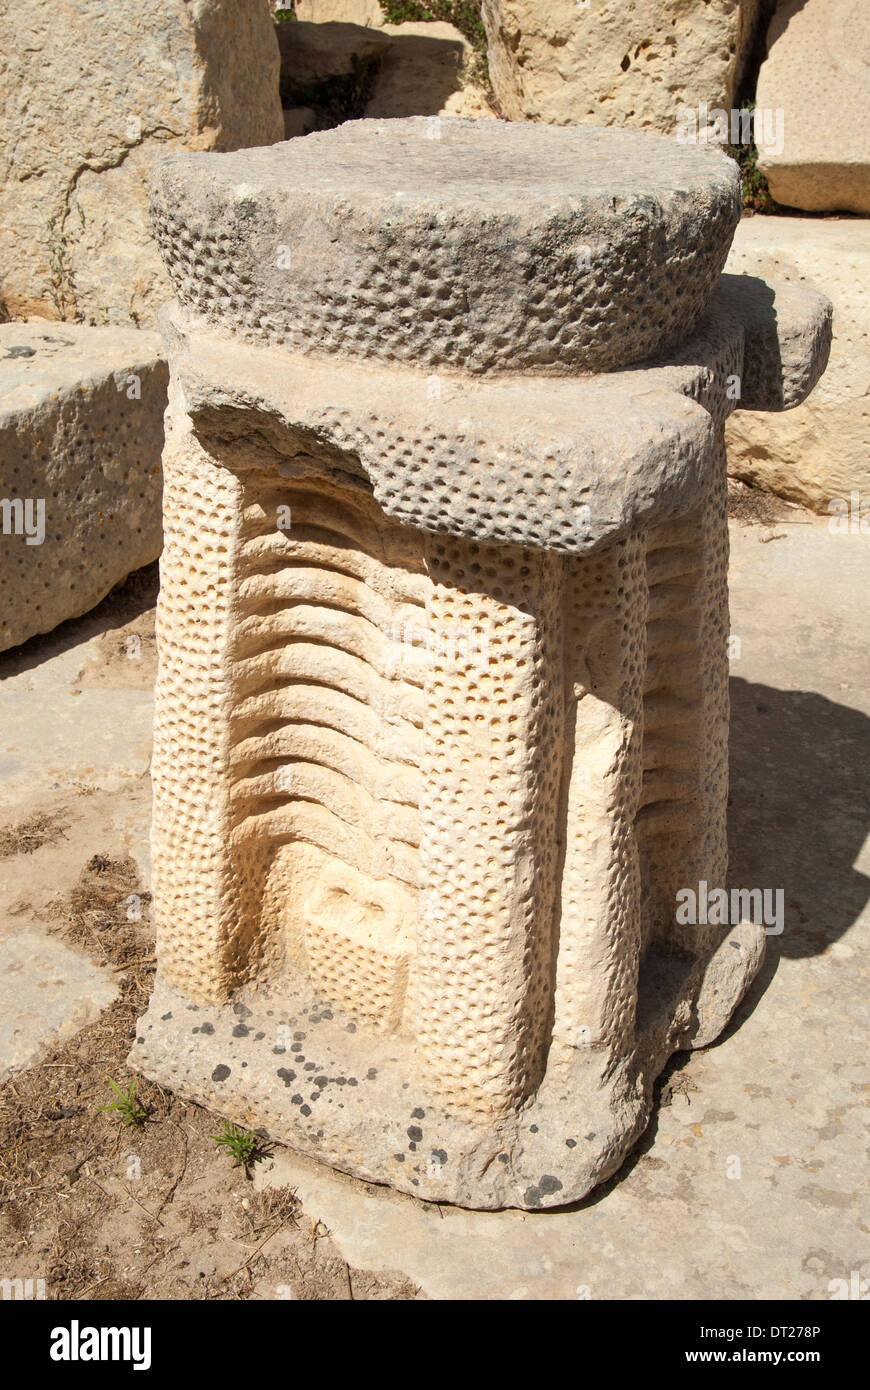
{"left": 482, "top": 0, "right": 762, "bottom": 133}
{"left": 131, "top": 119, "right": 832, "bottom": 1209}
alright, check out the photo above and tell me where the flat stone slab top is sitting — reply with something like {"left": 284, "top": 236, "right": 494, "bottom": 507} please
{"left": 0, "top": 323, "right": 166, "bottom": 652}
{"left": 0, "top": 929, "right": 118, "bottom": 1084}
{"left": 150, "top": 117, "right": 741, "bottom": 373}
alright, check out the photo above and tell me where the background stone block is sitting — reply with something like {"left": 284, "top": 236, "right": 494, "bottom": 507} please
{"left": 0, "top": 0, "right": 284, "bottom": 327}
{"left": 482, "top": 0, "right": 761, "bottom": 134}
{"left": 725, "top": 215, "right": 870, "bottom": 512}
{"left": 756, "top": 0, "right": 870, "bottom": 214}
{"left": 0, "top": 324, "right": 167, "bottom": 652}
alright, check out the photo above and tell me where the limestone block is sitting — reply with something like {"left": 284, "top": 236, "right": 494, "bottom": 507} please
{"left": 482, "top": 0, "right": 761, "bottom": 133}
{"left": 0, "top": 930, "right": 119, "bottom": 1084}
{"left": 295, "top": 0, "right": 385, "bottom": 23}
{"left": 365, "top": 22, "right": 493, "bottom": 121}
{"left": 0, "top": 324, "right": 167, "bottom": 652}
{"left": 132, "top": 120, "right": 830, "bottom": 1209}
{"left": 0, "top": 0, "right": 283, "bottom": 327}
{"left": 724, "top": 216, "right": 869, "bottom": 512}
{"left": 150, "top": 117, "right": 741, "bottom": 374}
{"left": 756, "top": 0, "right": 870, "bottom": 214}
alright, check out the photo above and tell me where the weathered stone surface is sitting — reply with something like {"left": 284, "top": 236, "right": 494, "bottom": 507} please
{"left": 482, "top": 0, "right": 761, "bottom": 133}
{"left": 160, "top": 274, "right": 830, "bottom": 557}
{"left": 150, "top": 117, "right": 741, "bottom": 374}
{"left": 725, "top": 215, "right": 870, "bottom": 512}
{"left": 132, "top": 123, "right": 830, "bottom": 1209}
{"left": 0, "top": 930, "right": 118, "bottom": 1084}
{"left": 712, "top": 273, "right": 832, "bottom": 413}
{"left": 365, "top": 22, "right": 494, "bottom": 121}
{"left": 0, "top": 0, "right": 283, "bottom": 327}
{"left": 0, "top": 324, "right": 167, "bottom": 652}
{"left": 295, "top": 0, "right": 384, "bottom": 23}
{"left": 756, "top": 0, "right": 870, "bottom": 214}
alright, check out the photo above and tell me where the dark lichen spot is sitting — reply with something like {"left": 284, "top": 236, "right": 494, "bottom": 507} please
{"left": 300, "top": 1104, "right": 311, "bottom": 1116}
{"left": 200, "top": 1022, "right": 214, "bottom": 1036}
{"left": 254, "top": 1031, "right": 265, "bottom": 1041}
{"left": 530, "top": 1124, "right": 538, "bottom": 1134}
{"left": 407, "top": 1125, "right": 423, "bottom": 1142}
{"left": 497, "top": 1152, "right": 509, "bottom": 1164}
{"left": 411, "top": 1107, "right": 425, "bottom": 1119}
{"left": 538, "top": 1175, "right": 563, "bottom": 1196}
{"left": 232, "top": 1024, "right": 250, "bottom": 1038}
{"left": 276, "top": 1068, "right": 297, "bottom": 1087}
{"left": 161, "top": 1012, "right": 173, "bottom": 1021}
{"left": 566, "top": 1138, "right": 577, "bottom": 1148}
{"left": 366, "top": 1068, "right": 377, "bottom": 1080}
{"left": 211, "top": 1064, "right": 230, "bottom": 1082}
{"left": 524, "top": 1186, "right": 542, "bottom": 1207}
{"left": 431, "top": 1149, "right": 447, "bottom": 1165}
{"left": 291, "top": 1093, "right": 303, "bottom": 1105}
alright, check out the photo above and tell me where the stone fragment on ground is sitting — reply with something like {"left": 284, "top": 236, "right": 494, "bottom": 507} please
{"left": 482, "top": 0, "right": 760, "bottom": 133}
{"left": 0, "top": 324, "right": 166, "bottom": 652}
{"left": 756, "top": 0, "right": 870, "bottom": 214}
{"left": 725, "top": 215, "right": 870, "bottom": 512}
{"left": 0, "top": 929, "right": 119, "bottom": 1084}
{"left": 0, "top": 0, "right": 283, "bottom": 325}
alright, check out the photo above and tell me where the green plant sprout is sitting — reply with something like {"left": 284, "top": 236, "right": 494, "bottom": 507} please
{"left": 211, "top": 1121, "right": 264, "bottom": 1172}
{"left": 98, "top": 1078, "right": 148, "bottom": 1128}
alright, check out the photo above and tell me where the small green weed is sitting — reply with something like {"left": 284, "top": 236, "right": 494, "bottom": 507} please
{"left": 211, "top": 1121, "right": 265, "bottom": 1172}
{"left": 98, "top": 1078, "right": 148, "bottom": 1128}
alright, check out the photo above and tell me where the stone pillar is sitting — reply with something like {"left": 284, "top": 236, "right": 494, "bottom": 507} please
{"left": 132, "top": 119, "right": 832, "bottom": 1209}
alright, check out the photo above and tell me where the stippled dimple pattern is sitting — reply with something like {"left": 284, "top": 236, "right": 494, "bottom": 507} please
{"left": 149, "top": 118, "right": 741, "bottom": 375}
{"left": 416, "top": 534, "right": 565, "bottom": 1116}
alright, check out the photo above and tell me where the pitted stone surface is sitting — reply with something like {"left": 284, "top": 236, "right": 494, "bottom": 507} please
{"left": 163, "top": 274, "right": 830, "bottom": 559}
{"left": 136, "top": 122, "right": 832, "bottom": 1209}
{"left": 150, "top": 118, "right": 741, "bottom": 374}
{"left": 0, "top": 324, "right": 166, "bottom": 652}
